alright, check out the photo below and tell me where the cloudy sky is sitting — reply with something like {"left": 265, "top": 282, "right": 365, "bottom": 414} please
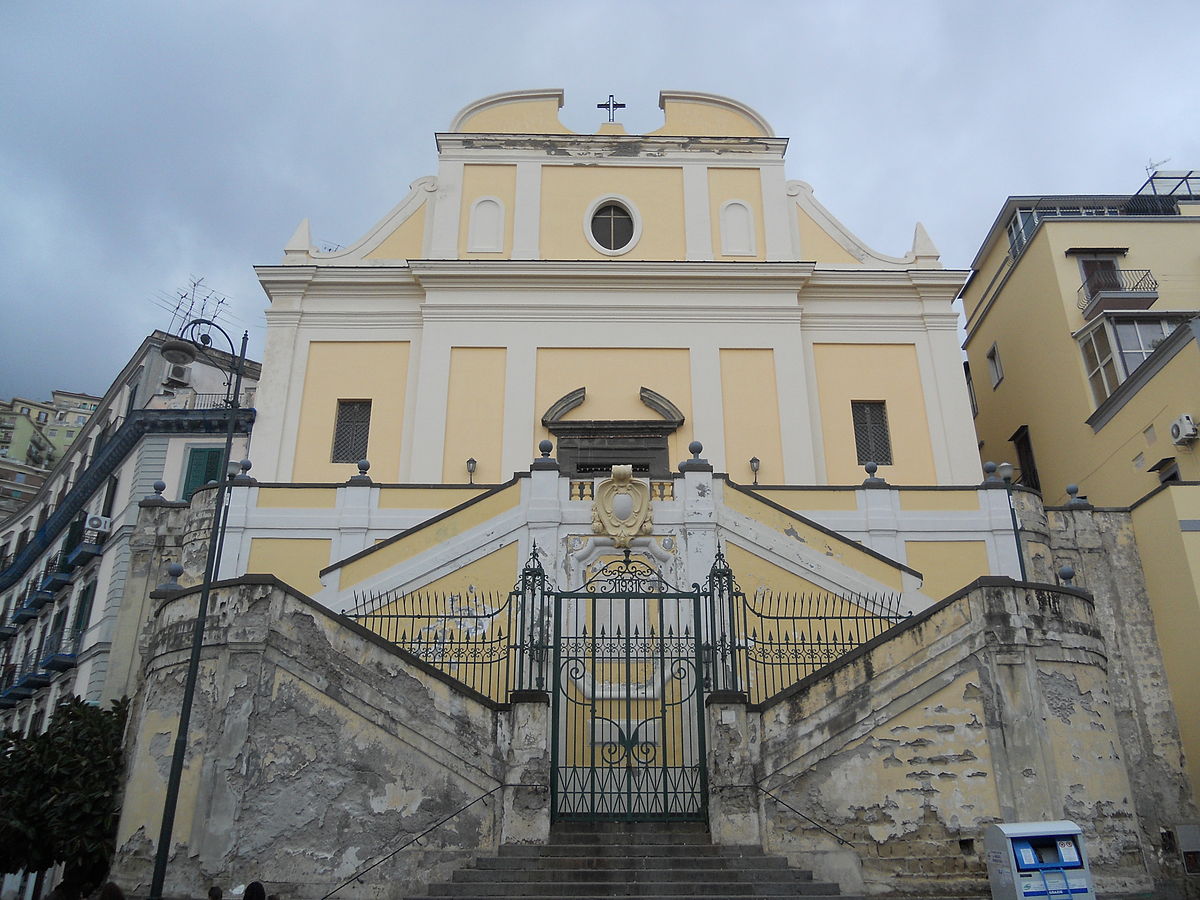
{"left": 2, "top": 1, "right": 1197, "bottom": 402}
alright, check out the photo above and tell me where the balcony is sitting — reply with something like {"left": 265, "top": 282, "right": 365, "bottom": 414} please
{"left": 1077, "top": 268, "right": 1158, "bottom": 320}
{"left": 40, "top": 629, "right": 80, "bottom": 672}
{"left": 0, "top": 622, "right": 16, "bottom": 641}
{"left": 16, "top": 664, "right": 51, "bottom": 692}
{"left": 65, "top": 528, "right": 106, "bottom": 567}
{"left": 39, "top": 551, "right": 74, "bottom": 591}
{"left": 11, "top": 604, "right": 38, "bottom": 625}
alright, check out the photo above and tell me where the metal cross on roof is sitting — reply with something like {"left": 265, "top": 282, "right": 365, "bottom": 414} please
{"left": 597, "top": 94, "right": 626, "bottom": 123}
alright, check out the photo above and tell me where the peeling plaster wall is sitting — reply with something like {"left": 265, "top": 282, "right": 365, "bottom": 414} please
{"left": 1014, "top": 491, "right": 1198, "bottom": 881}
{"left": 112, "top": 575, "right": 544, "bottom": 899}
{"left": 746, "top": 581, "right": 1156, "bottom": 897}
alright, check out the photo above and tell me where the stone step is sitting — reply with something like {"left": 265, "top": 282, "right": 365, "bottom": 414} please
{"left": 474, "top": 855, "right": 794, "bottom": 871}
{"left": 498, "top": 843, "right": 732, "bottom": 858}
{"left": 425, "top": 883, "right": 845, "bottom": 897}
{"left": 409, "top": 896, "right": 855, "bottom": 900}
{"left": 452, "top": 867, "right": 820, "bottom": 884}
{"left": 549, "top": 830, "right": 712, "bottom": 845}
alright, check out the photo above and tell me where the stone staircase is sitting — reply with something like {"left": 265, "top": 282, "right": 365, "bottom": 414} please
{"left": 405, "top": 821, "right": 863, "bottom": 899}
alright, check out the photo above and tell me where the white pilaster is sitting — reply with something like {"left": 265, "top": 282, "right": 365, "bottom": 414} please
{"left": 760, "top": 162, "right": 793, "bottom": 261}
{"left": 512, "top": 161, "right": 542, "bottom": 260}
{"left": 428, "top": 160, "right": 464, "bottom": 259}
{"left": 689, "top": 345, "right": 725, "bottom": 471}
{"left": 503, "top": 342, "right": 538, "bottom": 478}
{"left": 406, "top": 334, "right": 452, "bottom": 481}
{"left": 683, "top": 164, "right": 713, "bottom": 261}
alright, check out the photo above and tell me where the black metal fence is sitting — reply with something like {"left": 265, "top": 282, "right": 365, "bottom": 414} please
{"left": 348, "top": 548, "right": 906, "bottom": 708}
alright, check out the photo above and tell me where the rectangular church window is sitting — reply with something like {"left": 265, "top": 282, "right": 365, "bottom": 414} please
{"left": 852, "top": 401, "right": 893, "bottom": 466}
{"left": 332, "top": 400, "right": 372, "bottom": 463}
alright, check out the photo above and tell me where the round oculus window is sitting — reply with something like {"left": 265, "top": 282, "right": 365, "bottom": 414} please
{"left": 590, "top": 203, "right": 635, "bottom": 252}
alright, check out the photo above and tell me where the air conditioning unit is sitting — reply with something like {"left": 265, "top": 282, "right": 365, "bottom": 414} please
{"left": 164, "top": 364, "right": 192, "bottom": 386}
{"left": 1170, "top": 414, "right": 1198, "bottom": 445}
{"left": 85, "top": 514, "right": 113, "bottom": 533}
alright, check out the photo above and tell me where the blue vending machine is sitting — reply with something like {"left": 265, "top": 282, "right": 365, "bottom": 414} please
{"left": 984, "top": 821, "right": 1095, "bottom": 899}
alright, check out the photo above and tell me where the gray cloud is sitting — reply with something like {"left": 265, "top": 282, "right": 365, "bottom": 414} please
{"left": 2, "top": 0, "right": 1197, "bottom": 399}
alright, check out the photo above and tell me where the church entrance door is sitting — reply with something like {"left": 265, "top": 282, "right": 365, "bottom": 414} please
{"left": 549, "top": 553, "right": 708, "bottom": 822}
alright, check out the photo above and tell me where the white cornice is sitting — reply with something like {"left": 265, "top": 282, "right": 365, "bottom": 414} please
{"left": 435, "top": 133, "right": 788, "bottom": 160}
{"left": 406, "top": 259, "right": 815, "bottom": 291}
{"left": 416, "top": 304, "right": 804, "bottom": 325}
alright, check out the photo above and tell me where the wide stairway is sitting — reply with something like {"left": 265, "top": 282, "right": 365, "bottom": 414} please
{"left": 405, "top": 821, "right": 863, "bottom": 899}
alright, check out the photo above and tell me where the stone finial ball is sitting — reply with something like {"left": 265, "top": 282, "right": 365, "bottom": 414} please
{"left": 539, "top": 439, "right": 553, "bottom": 456}
{"left": 1059, "top": 564, "right": 1076, "bottom": 583}
{"left": 167, "top": 562, "right": 184, "bottom": 578}
{"left": 983, "top": 461, "right": 997, "bottom": 475}
{"left": 240, "top": 459, "right": 253, "bottom": 473}
{"left": 357, "top": 459, "right": 370, "bottom": 473}
{"left": 688, "top": 441, "right": 703, "bottom": 457}
{"left": 678, "top": 460, "right": 686, "bottom": 473}
{"left": 153, "top": 481, "right": 167, "bottom": 494}
{"left": 1066, "top": 484, "right": 1079, "bottom": 497}
{"left": 865, "top": 461, "right": 878, "bottom": 475}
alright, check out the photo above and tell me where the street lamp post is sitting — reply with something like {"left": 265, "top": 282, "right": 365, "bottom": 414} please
{"left": 149, "top": 321, "right": 248, "bottom": 900}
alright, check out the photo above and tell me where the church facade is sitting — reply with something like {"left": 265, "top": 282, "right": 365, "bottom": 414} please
{"left": 107, "top": 91, "right": 1196, "bottom": 898}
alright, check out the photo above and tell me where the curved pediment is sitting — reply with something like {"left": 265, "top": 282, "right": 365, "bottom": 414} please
{"left": 541, "top": 387, "right": 685, "bottom": 427}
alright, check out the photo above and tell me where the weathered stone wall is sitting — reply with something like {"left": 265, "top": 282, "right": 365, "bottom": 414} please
{"left": 1014, "top": 489, "right": 1198, "bottom": 887}
{"left": 708, "top": 579, "right": 1164, "bottom": 897}
{"left": 112, "top": 575, "right": 549, "bottom": 900}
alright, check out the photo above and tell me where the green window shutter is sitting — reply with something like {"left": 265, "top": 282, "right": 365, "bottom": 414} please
{"left": 182, "top": 448, "right": 224, "bottom": 500}
{"left": 73, "top": 581, "right": 96, "bottom": 636}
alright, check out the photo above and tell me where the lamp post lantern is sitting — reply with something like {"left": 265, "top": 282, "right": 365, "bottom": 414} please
{"left": 149, "top": 320, "right": 248, "bottom": 900}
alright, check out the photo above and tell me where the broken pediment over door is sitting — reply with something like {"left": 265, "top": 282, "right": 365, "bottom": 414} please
{"left": 542, "top": 386, "right": 685, "bottom": 479}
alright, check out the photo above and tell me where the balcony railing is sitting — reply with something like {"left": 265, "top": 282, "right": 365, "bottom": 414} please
{"left": 39, "top": 550, "right": 74, "bottom": 591}
{"left": 40, "top": 628, "right": 81, "bottom": 671}
{"left": 65, "top": 528, "right": 106, "bottom": 567}
{"left": 1077, "top": 268, "right": 1159, "bottom": 318}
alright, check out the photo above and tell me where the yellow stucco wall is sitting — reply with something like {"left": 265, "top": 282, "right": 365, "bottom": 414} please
{"left": 720, "top": 349, "right": 783, "bottom": 483}
{"left": 708, "top": 168, "right": 766, "bottom": 261}
{"left": 292, "top": 341, "right": 410, "bottom": 482}
{"left": 248, "top": 538, "right": 333, "bottom": 596}
{"left": 539, "top": 166, "right": 685, "bottom": 260}
{"left": 903, "top": 540, "right": 990, "bottom": 601}
{"left": 372, "top": 542, "right": 519, "bottom": 615}
{"left": 377, "top": 486, "right": 490, "bottom": 509}
{"left": 255, "top": 487, "right": 339, "bottom": 509}
{"left": 458, "top": 97, "right": 570, "bottom": 134}
{"left": 812, "top": 343, "right": 936, "bottom": 484}
{"left": 753, "top": 489, "right": 860, "bottom": 511}
{"left": 795, "top": 205, "right": 859, "bottom": 265}
{"left": 443, "top": 347, "right": 507, "bottom": 483}
{"left": 651, "top": 98, "right": 767, "bottom": 138}
{"left": 338, "top": 485, "right": 521, "bottom": 588}
{"left": 723, "top": 486, "right": 905, "bottom": 591}
{"left": 365, "top": 203, "right": 426, "bottom": 260}
{"left": 534, "top": 347, "right": 694, "bottom": 461}
{"left": 1131, "top": 484, "right": 1200, "bottom": 791}
{"left": 458, "top": 165, "right": 516, "bottom": 258}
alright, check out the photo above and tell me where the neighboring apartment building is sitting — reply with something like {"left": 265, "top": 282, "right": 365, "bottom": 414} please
{"left": 0, "top": 330, "right": 259, "bottom": 750}
{"left": 961, "top": 169, "right": 1200, "bottom": 788}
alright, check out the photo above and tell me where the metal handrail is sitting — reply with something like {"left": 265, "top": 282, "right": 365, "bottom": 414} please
{"left": 754, "top": 782, "right": 851, "bottom": 847}
{"left": 1076, "top": 268, "right": 1157, "bottom": 309}
{"left": 318, "top": 783, "right": 533, "bottom": 900}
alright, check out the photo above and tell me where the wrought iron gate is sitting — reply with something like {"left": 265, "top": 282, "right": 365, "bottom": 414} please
{"left": 550, "top": 552, "right": 707, "bottom": 821}
{"left": 349, "top": 544, "right": 907, "bottom": 824}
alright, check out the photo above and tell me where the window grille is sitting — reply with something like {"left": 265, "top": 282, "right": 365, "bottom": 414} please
{"left": 332, "top": 400, "right": 372, "bottom": 463}
{"left": 852, "top": 401, "right": 893, "bottom": 466}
